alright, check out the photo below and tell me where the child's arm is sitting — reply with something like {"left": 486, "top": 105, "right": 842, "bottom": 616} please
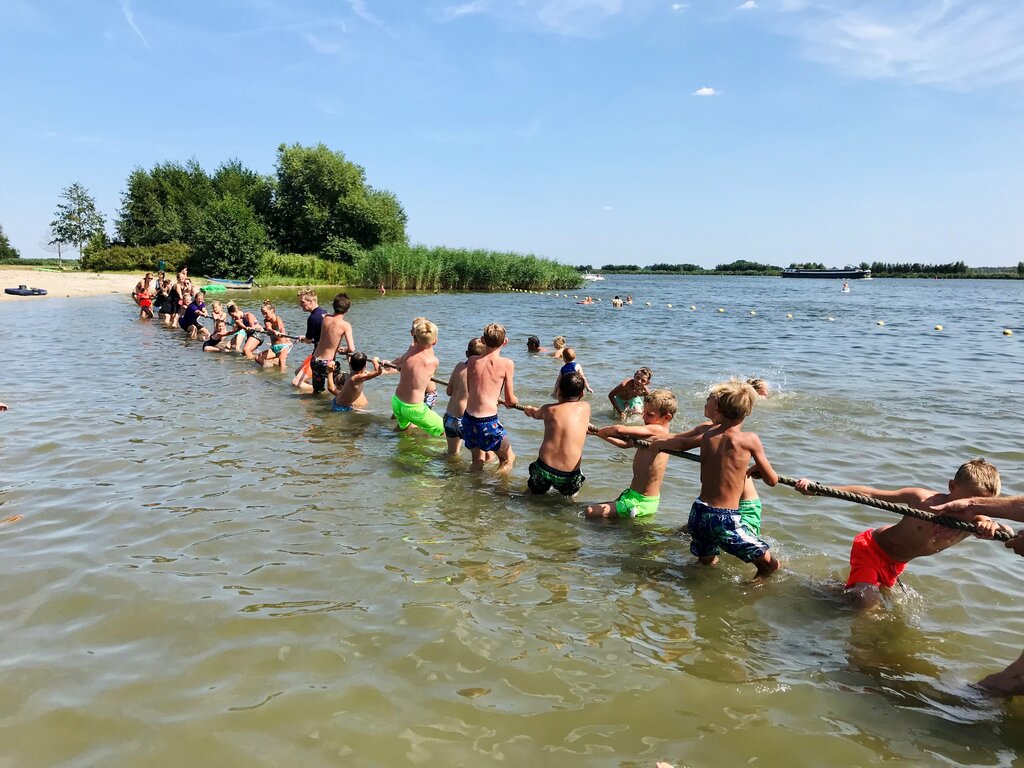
{"left": 326, "top": 373, "right": 339, "bottom": 395}
{"left": 446, "top": 364, "right": 459, "bottom": 396}
{"left": 358, "top": 357, "right": 384, "bottom": 382}
{"left": 971, "top": 515, "right": 1015, "bottom": 539}
{"left": 745, "top": 435, "right": 778, "bottom": 487}
{"left": 551, "top": 372, "right": 561, "bottom": 400}
{"left": 607, "top": 381, "right": 626, "bottom": 415}
{"left": 522, "top": 404, "right": 546, "bottom": 420}
{"left": 340, "top": 323, "right": 355, "bottom": 354}
{"left": 648, "top": 422, "right": 711, "bottom": 453}
{"left": 502, "top": 361, "right": 517, "bottom": 407}
{"left": 793, "top": 479, "right": 931, "bottom": 506}
{"left": 595, "top": 427, "right": 631, "bottom": 449}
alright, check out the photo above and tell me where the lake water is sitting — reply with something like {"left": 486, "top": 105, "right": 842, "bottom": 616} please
{"left": 1, "top": 275, "right": 1023, "bottom": 767}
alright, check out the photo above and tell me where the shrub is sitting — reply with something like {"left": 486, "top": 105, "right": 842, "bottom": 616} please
{"left": 80, "top": 241, "right": 191, "bottom": 272}
{"left": 189, "top": 196, "right": 266, "bottom": 279}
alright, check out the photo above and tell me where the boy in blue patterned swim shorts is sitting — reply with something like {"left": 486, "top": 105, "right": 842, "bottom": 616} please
{"left": 688, "top": 378, "right": 780, "bottom": 580}
{"left": 444, "top": 337, "right": 486, "bottom": 456}
{"left": 464, "top": 323, "right": 518, "bottom": 473}
{"left": 584, "top": 389, "right": 677, "bottom": 519}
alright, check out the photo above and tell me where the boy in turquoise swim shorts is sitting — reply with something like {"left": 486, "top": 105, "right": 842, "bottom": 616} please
{"left": 607, "top": 367, "right": 653, "bottom": 418}
{"left": 523, "top": 372, "right": 591, "bottom": 498}
{"left": 584, "top": 389, "right": 677, "bottom": 519}
{"left": 385, "top": 317, "right": 445, "bottom": 437}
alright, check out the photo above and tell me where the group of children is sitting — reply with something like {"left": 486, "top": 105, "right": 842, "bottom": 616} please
{"left": 130, "top": 280, "right": 1018, "bottom": 601}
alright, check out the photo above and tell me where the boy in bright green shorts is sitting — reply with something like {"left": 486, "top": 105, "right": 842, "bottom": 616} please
{"left": 384, "top": 317, "right": 445, "bottom": 437}
{"left": 584, "top": 389, "right": 677, "bottom": 519}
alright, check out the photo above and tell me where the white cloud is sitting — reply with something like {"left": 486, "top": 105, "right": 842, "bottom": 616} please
{"left": 602, "top": 205, "right": 614, "bottom": 211}
{"left": 444, "top": 1, "right": 487, "bottom": 19}
{"left": 347, "top": 0, "right": 383, "bottom": 26}
{"left": 306, "top": 33, "right": 343, "bottom": 54}
{"left": 670, "top": 3, "right": 688, "bottom": 10}
{"left": 779, "top": 1, "right": 1024, "bottom": 88}
{"left": 738, "top": 0, "right": 758, "bottom": 9}
{"left": 120, "top": 0, "right": 149, "bottom": 48}
{"left": 693, "top": 86, "right": 718, "bottom": 96}
{"left": 532, "top": 0, "right": 624, "bottom": 36}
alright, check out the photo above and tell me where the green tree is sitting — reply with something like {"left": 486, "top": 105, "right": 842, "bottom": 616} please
{"left": 212, "top": 159, "right": 275, "bottom": 233}
{"left": 189, "top": 196, "right": 266, "bottom": 279}
{"left": 0, "top": 224, "right": 20, "bottom": 260}
{"left": 51, "top": 182, "right": 106, "bottom": 266}
{"left": 273, "top": 143, "right": 407, "bottom": 255}
{"left": 116, "top": 159, "right": 214, "bottom": 246}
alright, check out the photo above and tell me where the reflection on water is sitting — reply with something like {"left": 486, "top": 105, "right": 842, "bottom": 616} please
{"left": 0, "top": 276, "right": 1022, "bottom": 766}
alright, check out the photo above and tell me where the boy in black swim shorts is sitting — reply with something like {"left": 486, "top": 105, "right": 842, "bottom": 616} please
{"left": 522, "top": 372, "right": 591, "bottom": 498}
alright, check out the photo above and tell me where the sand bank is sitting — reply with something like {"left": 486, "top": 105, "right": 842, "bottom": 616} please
{"left": 0, "top": 268, "right": 139, "bottom": 301}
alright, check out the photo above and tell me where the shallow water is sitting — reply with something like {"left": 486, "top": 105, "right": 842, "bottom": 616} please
{"left": 1, "top": 275, "right": 1023, "bottom": 767}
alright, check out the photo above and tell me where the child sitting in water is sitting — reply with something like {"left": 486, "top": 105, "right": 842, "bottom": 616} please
{"left": 686, "top": 379, "right": 779, "bottom": 580}
{"left": 202, "top": 301, "right": 230, "bottom": 353}
{"left": 607, "top": 367, "right": 652, "bottom": 418}
{"left": 584, "top": 389, "right": 677, "bottom": 519}
{"left": 179, "top": 291, "right": 211, "bottom": 341}
{"left": 527, "top": 336, "right": 548, "bottom": 354}
{"left": 552, "top": 348, "right": 593, "bottom": 398}
{"left": 550, "top": 336, "right": 567, "bottom": 360}
{"left": 794, "top": 459, "right": 1008, "bottom": 610}
{"left": 327, "top": 352, "right": 383, "bottom": 411}
{"left": 523, "top": 372, "right": 592, "bottom": 498}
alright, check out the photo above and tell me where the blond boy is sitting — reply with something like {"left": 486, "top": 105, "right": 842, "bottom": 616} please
{"left": 386, "top": 318, "right": 444, "bottom": 436}
{"left": 795, "top": 459, "right": 1008, "bottom": 609}
{"left": 687, "top": 379, "right": 779, "bottom": 579}
{"left": 464, "top": 323, "right": 517, "bottom": 472}
{"left": 523, "top": 372, "right": 592, "bottom": 497}
{"left": 445, "top": 337, "right": 486, "bottom": 455}
{"left": 585, "top": 389, "right": 677, "bottom": 518}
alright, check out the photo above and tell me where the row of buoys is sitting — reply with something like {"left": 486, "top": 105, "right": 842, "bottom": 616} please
{"left": 512, "top": 290, "right": 1015, "bottom": 335}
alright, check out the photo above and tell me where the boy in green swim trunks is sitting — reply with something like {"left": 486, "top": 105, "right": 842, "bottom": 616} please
{"left": 608, "top": 367, "right": 653, "bottom": 418}
{"left": 523, "top": 372, "right": 591, "bottom": 498}
{"left": 584, "top": 389, "right": 677, "bottom": 519}
{"left": 384, "top": 317, "right": 445, "bottom": 437}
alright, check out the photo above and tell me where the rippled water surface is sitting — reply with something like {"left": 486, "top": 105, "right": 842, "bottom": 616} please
{"left": 1, "top": 275, "right": 1023, "bottom": 767}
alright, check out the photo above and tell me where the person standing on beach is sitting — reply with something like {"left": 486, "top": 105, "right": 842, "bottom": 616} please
{"left": 463, "top": 323, "right": 518, "bottom": 473}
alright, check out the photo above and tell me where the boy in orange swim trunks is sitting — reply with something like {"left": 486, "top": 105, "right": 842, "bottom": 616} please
{"left": 795, "top": 459, "right": 1010, "bottom": 610}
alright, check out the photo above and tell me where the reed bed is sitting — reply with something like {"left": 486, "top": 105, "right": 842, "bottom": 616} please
{"left": 355, "top": 244, "right": 582, "bottom": 291}
{"left": 256, "top": 251, "right": 357, "bottom": 286}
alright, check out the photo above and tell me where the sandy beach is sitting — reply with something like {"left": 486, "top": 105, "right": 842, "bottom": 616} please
{"left": 0, "top": 267, "right": 139, "bottom": 301}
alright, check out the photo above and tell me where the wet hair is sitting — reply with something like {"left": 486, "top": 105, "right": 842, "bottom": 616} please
{"left": 561, "top": 347, "right": 576, "bottom": 363}
{"left": 713, "top": 379, "right": 757, "bottom": 421}
{"left": 644, "top": 389, "right": 678, "bottom": 419}
{"left": 226, "top": 302, "right": 239, "bottom": 315}
{"left": 558, "top": 372, "right": 586, "bottom": 400}
{"left": 747, "top": 378, "right": 769, "bottom": 397}
{"left": 527, "top": 336, "right": 541, "bottom": 351}
{"left": 636, "top": 367, "right": 653, "bottom": 382}
{"left": 954, "top": 459, "right": 1000, "bottom": 496}
{"left": 467, "top": 337, "right": 485, "bottom": 357}
{"left": 333, "top": 293, "right": 351, "bottom": 314}
{"left": 349, "top": 352, "right": 368, "bottom": 373}
{"left": 412, "top": 318, "right": 438, "bottom": 345}
{"left": 552, "top": 336, "right": 566, "bottom": 349}
{"left": 482, "top": 323, "right": 506, "bottom": 348}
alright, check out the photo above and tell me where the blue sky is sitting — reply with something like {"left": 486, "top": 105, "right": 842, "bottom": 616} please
{"left": 2, "top": 0, "right": 1023, "bottom": 267}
